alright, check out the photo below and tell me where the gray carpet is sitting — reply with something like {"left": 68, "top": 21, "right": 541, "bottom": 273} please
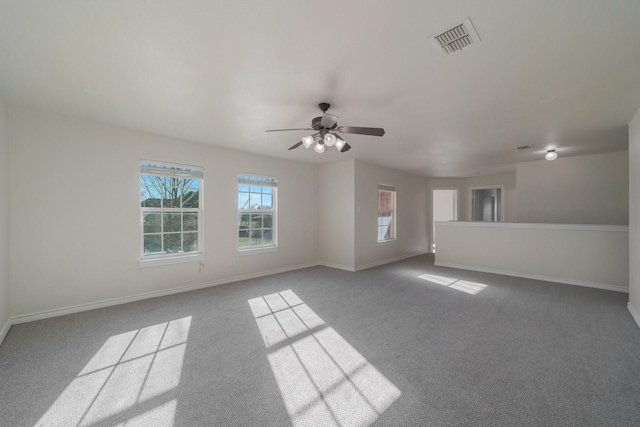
{"left": 1, "top": 254, "right": 639, "bottom": 426}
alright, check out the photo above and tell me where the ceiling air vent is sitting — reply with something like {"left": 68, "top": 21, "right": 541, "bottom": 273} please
{"left": 430, "top": 17, "right": 480, "bottom": 55}
{"left": 516, "top": 145, "right": 533, "bottom": 151}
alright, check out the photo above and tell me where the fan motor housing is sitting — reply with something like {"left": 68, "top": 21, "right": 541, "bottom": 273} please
{"left": 311, "top": 116, "right": 336, "bottom": 130}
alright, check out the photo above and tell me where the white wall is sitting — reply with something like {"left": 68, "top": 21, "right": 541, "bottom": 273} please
{"left": 427, "top": 172, "right": 517, "bottom": 251}
{"left": 432, "top": 189, "right": 457, "bottom": 222}
{"left": 318, "top": 160, "right": 355, "bottom": 270}
{"left": 354, "top": 160, "right": 427, "bottom": 269}
{"left": 0, "top": 99, "right": 9, "bottom": 337}
{"left": 517, "top": 151, "right": 629, "bottom": 225}
{"left": 629, "top": 108, "right": 640, "bottom": 326}
{"left": 465, "top": 172, "right": 517, "bottom": 222}
{"left": 8, "top": 106, "right": 319, "bottom": 317}
{"left": 435, "top": 222, "right": 629, "bottom": 292}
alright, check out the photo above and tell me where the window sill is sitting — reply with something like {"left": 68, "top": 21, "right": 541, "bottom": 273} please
{"left": 237, "top": 246, "right": 279, "bottom": 256}
{"left": 139, "top": 253, "right": 204, "bottom": 268}
{"left": 377, "top": 239, "right": 397, "bottom": 246}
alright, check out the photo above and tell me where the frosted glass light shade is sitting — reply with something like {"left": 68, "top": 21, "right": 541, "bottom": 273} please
{"left": 335, "top": 137, "right": 346, "bottom": 151}
{"left": 302, "top": 135, "right": 314, "bottom": 148}
{"left": 545, "top": 150, "right": 557, "bottom": 161}
{"left": 324, "top": 133, "right": 337, "bottom": 146}
{"left": 314, "top": 142, "right": 326, "bottom": 153}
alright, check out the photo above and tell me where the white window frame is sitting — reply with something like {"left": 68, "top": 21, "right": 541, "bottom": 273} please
{"left": 238, "top": 173, "right": 278, "bottom": 255}
{"left": 378, "top": 184, "right": 396, "bottom": 243}
{"left": 139, "top": 160, "right": 204, "bottom": 267}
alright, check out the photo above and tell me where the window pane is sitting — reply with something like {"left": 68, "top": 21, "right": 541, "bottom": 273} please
{"left": 239, "top": 230, "right": 251, "bottom": 247}
{"left": 183, "top": 232, "right": 198, "bottom": 252}
{"left": 379, "top": 191, "right": 393, "bottom": 210}
{"left": 143, "top": 213, "right": 162, "bottom": 233}
{"left": 249, "top": 193, "right": 261, "bottom": 210}
{"left": 238, "top": 192, "right": 250, "bottom": 210}
{"left": 140, "top": 176, "right": 161, "bottom": 206}
{"left": 163, "top": 233, "right": 181, "bottom": 253}
{"left": 140, "top": 176, "right": 162, "bottom": 207}
{"left": 384, "top": 221, "right": 394, "bottom": 239}
{"left": 237, "top": 174, "right": 276, "bottom": 249}
{"left": 163, "top": 189, "right": 180, "bottom": 208}
{"left": 378, "top": 213, "right": 394, "bottom": 240}
{"left": 183, "top": 213, "right": 198, "bottom": 231}
{"left": 182, "top": 190, "right": 199, "bottom": 208}
{"left": 239, "top": 214, "right": 250, "bottom": 230}
{"left": 252, "top": 213, "right": 263, "bottom": 228}
{"left": 144, "top": 235, "right": 162, "bottom": 254}
{"left": 141, "top": 163, "right": 202, "bottom": 259}
{"left": 262, "top": 194, "right": 272, "bottom": 209}
{"left": 263, "top": 229, "right": 273, "bottom": 246}
{"left": 251, "top": 229, "right": 263, "bottom": 245}
{"left": 163, "top": 213, "right": 182, "bottom": 233}
{"left": 263, "top": 213, "right": 273, "bottom": 228}
{"left": 142, "top": 198, "right": 161, "bottom": 208}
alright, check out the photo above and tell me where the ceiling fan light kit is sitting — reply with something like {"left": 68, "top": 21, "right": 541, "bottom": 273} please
{"left": 301, "top": 135, "right": 314, "bottom": 148}
{"left": 266, "top": 103, "right": 385, "bottom": 154}
{"left": 324, "top": 133, "right": 337, "bottom": 146}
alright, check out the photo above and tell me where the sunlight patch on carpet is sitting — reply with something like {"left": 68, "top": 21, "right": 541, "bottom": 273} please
{"left": 35, "top": 317, "right": 191, "bottom": 427}
{"left": 418, "top": 273, "right": 487, "bottom": 295}
{"left": 249, "top": 290, "right": 401, "bottom": 427}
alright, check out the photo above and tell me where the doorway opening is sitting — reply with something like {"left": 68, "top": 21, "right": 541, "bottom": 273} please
{"left": 469, "top": 185, "right": 505, "bottom": 222}
{"left": 432, "top": 188, "right": 458, "bottom": 253}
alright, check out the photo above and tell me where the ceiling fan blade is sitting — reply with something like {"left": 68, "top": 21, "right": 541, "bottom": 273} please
{"left": 320, "top": 113, "right": 339, "bottom": 129}
{"left": 339, "top": 143, "right": 351, "bottom": 152}
{"left": 288, "top": 141, "right": 303, "bottom": 150}
{"left": 266, "top": 127, "right": 314, "bottom": 132}
{"left": 336, "top": 126, "right": 385, "bottom": 137}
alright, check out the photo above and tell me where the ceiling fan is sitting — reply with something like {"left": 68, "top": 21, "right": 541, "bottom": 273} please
{"left": 266, "top": 103, "right": 385, "bottom": 153}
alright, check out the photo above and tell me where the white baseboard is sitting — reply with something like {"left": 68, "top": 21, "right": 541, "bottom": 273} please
{"left": 10, "top": 262, "right": 319, "bottom": 326}
{"left": 628, "top": 302, "right": 640, "bottom": 329}
{"left": 355, "top": 251, "right": 428, "bottom": 272}
{"left": 0, "top": 317, "right": 11, "bottom": 347}
{"left": 317, "top": 262, "right": 356, "bottom": 272}
{"left": 434, "top": 261, "right": 629, "bottom": 293}
{"left": 5, "top": 253, "right": 428, "bottom": 332}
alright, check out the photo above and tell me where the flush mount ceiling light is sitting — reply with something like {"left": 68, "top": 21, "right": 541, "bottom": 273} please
{"left": 545, "top": 150, "right": 558, "bottom": 161}
{"left": 266, "top": 103, "right": 385, "bottom": 154}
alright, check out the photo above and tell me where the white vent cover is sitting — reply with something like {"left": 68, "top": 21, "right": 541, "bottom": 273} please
{"left": 430, "top": 17, "right": 480, "bottom": 55}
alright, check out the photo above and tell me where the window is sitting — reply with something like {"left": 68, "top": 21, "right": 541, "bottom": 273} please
{"left": 140, "top": 161, "right": 203, "bottom": 265}
{"left": 238, "top": 174, "right": 277, "bottom": 251}
{"left": 378, "top": 184, "right": 396, "bottom": 242}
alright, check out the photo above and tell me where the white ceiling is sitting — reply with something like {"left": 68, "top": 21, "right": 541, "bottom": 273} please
{"left": 1, "top": 0, "right": 639, "bottom": 177}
